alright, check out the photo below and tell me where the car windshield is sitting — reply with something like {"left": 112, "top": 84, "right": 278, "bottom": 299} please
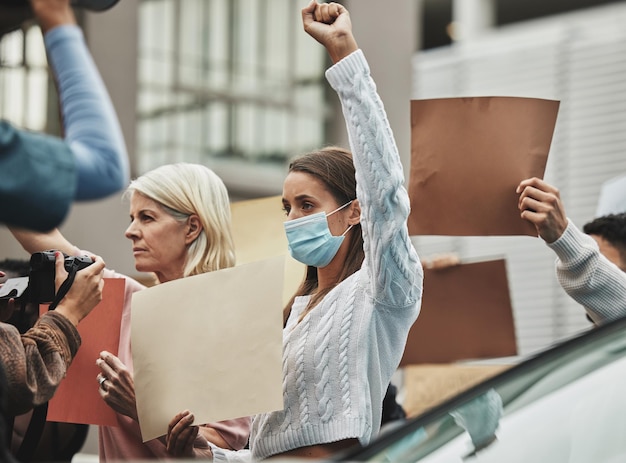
{"left": 335, "top": 317, "right": 626, "bottom": 463}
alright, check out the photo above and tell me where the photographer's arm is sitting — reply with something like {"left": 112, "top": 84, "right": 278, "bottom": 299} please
{"left": 32, "top": 0, "right": 130, "bottom": 200}
{"left": 9, "top": 226, "right": 81, "bottom": 256}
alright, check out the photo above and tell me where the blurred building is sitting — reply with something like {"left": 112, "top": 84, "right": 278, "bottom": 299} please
{"left": 1, "top": 0, "right": 626, "bottom": 358}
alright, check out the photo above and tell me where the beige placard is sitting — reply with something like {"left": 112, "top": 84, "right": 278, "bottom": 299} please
{"left": 131, "top": 256, "right": 285, "bottom": 442}
{"left": 409, "top": 96, "right": 560, "bottom": 236}
{"left": 231, "top": 195, "right": 304, "bottom": 304}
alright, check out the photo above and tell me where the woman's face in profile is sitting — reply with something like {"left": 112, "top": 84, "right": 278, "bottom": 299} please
{"left": 124, "top": 192, "right": 191, "bottom": 283}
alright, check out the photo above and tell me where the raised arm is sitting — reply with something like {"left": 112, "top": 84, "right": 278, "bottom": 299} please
{"left": 518, "top": 177, "right": 626, "bottom": 324}
{"left": 32, "top": 0, "right": 129, "bottom": 200}
{"left": 307, "top": 1, "right": 422, "bottom": 308}
{"left": 301, "top": 0, "right": 357, "bottom": 64}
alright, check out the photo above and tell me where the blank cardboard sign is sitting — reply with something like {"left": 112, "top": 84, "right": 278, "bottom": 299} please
{"left": 401, "top": 259, "right": 517, "bottom": 365}
{"left": 408, "top": 97, "right": 559, "bottom": 236}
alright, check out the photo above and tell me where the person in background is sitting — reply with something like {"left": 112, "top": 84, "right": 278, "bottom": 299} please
{"left": 165, "top": 2, "right": 423, "bottom": 460}
{"left": 0, "top": 0, "right": 129, "bottom": 231}
{"left": 517, "top": 177, "right": 626, "bottom": 325}
{"left": 582, "top": 213, "right": 626, "bottom": 272}
{"left": 10, "top": 163, "right": 252, "bottom": 460}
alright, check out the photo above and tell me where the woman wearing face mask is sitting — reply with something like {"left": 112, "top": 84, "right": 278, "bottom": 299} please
{"left": 165, "top": 2, "right": 423, "bottom": 461}
{"left": 9, "top": 163, "right": 251, "bottom": 460}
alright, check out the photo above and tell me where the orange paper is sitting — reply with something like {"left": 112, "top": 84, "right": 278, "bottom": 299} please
{"left": 400, "top": 259, "right": 517, "bottom": 365}
{"left": 408, "top": 97, "right": 560, "bottom": 236}
{"left": 43, "top": 278, "right": 125, "bottom": 425}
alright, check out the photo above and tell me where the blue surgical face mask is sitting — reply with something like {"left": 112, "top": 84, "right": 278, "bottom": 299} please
{"left": 284, "top": 201, "right": 354, "bottom": 268}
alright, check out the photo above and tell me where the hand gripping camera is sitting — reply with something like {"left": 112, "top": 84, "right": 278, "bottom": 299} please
{"left": 28, "top": 250, "right": 93, "bottom": 304}
{"left": 0, "top": 251, "right": 93, "bottom": 332}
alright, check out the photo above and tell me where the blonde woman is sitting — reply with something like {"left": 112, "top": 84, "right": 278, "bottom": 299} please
{"left": 10, "top": 163, "right": 251, "bottom": 460}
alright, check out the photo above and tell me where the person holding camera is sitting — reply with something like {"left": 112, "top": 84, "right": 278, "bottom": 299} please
{"left": 0, "top": 0, "right": 129, "bottom": 232}
{"left": 0, "top": 252, "right": 105, "bottom": 416}
{"left": 0, "top": 256, "right": 99, "bottom": 461}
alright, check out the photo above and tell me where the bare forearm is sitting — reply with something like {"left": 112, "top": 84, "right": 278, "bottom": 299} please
{"left": 9, "top": 226, "right": 78, "bottom": 255}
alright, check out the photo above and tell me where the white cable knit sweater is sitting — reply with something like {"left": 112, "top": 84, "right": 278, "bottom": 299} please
{"left": 548, "top": 219, "right": 626, "bottom": 325}
{"left": 212, "top": 49, "right": 423, "bottom": 462}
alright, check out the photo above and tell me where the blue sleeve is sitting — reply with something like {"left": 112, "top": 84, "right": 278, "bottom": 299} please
{"left": 44, "top": 24, "right": 129, "bottom": 200}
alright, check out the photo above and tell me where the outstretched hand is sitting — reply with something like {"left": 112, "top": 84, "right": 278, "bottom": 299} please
{"left": 302, "top": 0, "right": 358, "bottom": 64}
{"left": 517, "top": 177, "right": 568, "bottom": 243}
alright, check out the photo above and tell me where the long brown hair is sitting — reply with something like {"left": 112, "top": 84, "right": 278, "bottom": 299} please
{"left": 283, "top": 147, "right": 364, "bottom": 325}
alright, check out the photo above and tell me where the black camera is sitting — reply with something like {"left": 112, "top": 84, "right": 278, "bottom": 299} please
{"left": 0, "top": 250, "right": 93, "bottom": 332}
{"left": 27, "top": 250, "right": 94, "bottom": 304}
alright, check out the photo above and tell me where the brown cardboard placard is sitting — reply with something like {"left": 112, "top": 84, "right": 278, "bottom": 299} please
{"left": 408, "top": 97, "right": 559, "bottom": 236}
{"left": 401, "top": 259, "right": 517, "bottom": 365}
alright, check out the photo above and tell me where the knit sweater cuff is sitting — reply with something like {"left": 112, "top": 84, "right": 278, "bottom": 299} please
{"left": 547, "top": 219, "right": 598, "bottom": 266}
{"left": 254, "top": 417, "right": 369, "bottom": 460}
{"left": 325, "top": 49, "right": 368, "bottom": 90}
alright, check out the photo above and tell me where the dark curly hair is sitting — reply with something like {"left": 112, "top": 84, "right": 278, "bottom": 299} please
{"left": 583, "top": 213, "right": 626, "bottom": 269}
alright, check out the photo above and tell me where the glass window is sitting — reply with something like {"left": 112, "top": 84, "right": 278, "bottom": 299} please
{"left": 137, "top": 0, "right": 328, "bottom": 192}
{"left": 0, "top": 26, "right": 50, "bottom": 131}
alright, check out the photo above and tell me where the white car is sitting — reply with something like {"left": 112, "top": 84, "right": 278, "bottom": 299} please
{"left": 331, "top": 316, "right": 626, "bottom": 463}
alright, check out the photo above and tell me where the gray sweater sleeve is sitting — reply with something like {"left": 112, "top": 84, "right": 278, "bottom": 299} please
{"left": 548, "top": 219, "right": 626, "bottom": 324}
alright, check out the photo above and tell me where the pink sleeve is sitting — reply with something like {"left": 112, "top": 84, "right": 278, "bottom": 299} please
{"left": 204, "top": 417, "right": 252, "bottom": 450}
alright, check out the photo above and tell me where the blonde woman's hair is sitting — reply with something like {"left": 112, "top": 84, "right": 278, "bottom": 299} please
{"left": 125, "top": 163, "right": 235, "bottom": 277}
